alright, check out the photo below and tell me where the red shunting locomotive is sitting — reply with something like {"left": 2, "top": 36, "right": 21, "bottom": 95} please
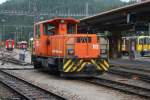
{"left": 5, "top": 39, "right": 15, "bottom": 51}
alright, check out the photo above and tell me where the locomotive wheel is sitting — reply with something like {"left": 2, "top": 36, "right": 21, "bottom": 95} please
{"left": 140, "top": 51, "right": 145, "bottom": 57}
{"left": 33, "top": 61, "right": 42, "bottom": 69}
{"left": 32, "top": 55, "right": 41, "bottom": 69}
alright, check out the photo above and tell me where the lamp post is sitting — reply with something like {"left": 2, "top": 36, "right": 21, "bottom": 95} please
{"left": 1, "top": 19, "right": 5, "bottom": 41}
{"left": 15, "top": 27, "right": 19, "bottom": 45}
{"left": 148, "top": 22, "right": 150, "bottom": 36}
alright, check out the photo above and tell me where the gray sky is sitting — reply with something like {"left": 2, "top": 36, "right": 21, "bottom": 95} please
{"left": 0, "top": 0, "right": 7, "bottom": 4}
{"left": 120, "top": 0, "right": 130, "bottom": 2}
{"left": 0, "top": 0, "right": 130, "bottom": 5}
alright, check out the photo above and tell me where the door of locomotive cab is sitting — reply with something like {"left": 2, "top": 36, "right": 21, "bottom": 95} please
{"left": 34, "top": 24, "right": 48, "bottom": 56}
{"left": 44, "top": 23, "right": 57, "bottom": 56}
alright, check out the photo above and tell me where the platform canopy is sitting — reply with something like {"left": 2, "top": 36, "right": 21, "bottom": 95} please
{"left": 79, "top": 1, "right": 150, "bottom": 32}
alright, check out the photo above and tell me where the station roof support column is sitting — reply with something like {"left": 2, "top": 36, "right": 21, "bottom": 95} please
{"left": 149, "top": 23, "right": 150, "bottom": 36}
{"left": 109, "top": 31, "right": 122, "bottom": 59}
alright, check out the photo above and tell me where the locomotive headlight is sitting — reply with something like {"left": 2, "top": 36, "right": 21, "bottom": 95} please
{"left": 101, "top": 50, "right": 106, "bottom": 54}
{"left": 144, "top": 49, "right": 147, "bottom": 51}
{"left": 68, "top": 49, "right": 74, "bottom": 55}
{"left": 9, "top": 44, "right": 11, "bottom": 48}
{"left": 61, "top": 20, "right": 65, "bottom": 23}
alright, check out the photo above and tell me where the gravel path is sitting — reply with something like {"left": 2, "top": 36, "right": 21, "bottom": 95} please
{"left": 6, "top": 70, "right": 148, "bottom": 100}
{"left": 14, "top": 49, "right": 31, "bottom": 63}
{"left": 0, "top": 83, "right": 21, "bottom": 99}
{"left": 0, "top": 60, "right": 33, "bottom": 69}
{"left": 0, "top": 49, "right": 149, "bottom": 100}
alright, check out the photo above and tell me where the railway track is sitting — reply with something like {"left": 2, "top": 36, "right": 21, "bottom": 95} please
{"left": 111, "top": 64, "right": 150, "bottom": 73}
{"left": 0, "top": 57, "right": 31, "bottom": 66}
{"left": 0, "top": 70, "right": 66, "bottom": 100}
{"left": 0, "top": 49, "right": 31, "bottom": 66}
{"left": 109, "top": 67, "right": 150, "bottom": 83}
{"left": 0, "top": 68, "right": 34, "bottom": 70}
{"left": 82, "top": 73, "right": 150, "bottom": 98}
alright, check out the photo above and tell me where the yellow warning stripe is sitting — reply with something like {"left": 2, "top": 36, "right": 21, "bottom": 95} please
{"left": 103, "top": 60, "right": 109, "bottom": 68}
{"left": 75, "top": 59, "right": 84, "bottom": 72}
{"left": 91, "top": 59, "right": 102, "bottom": 71}
{"left": 69, "top": 59, "right": 79, "bottom": 72}
{"left": 63, "top": 59, "right": 109, "bottom": 73}
{"left": 99, "top": 62, "right": 108, "bottom": 71}
{"left": 87, "top": 62, "right": 91, "bottom": 65}
{"left": 77, "top": 59, "right": 84, "bottom": 67}
{"left": 63, "top": 59, "right": 72, "bottom": 70}
{"left": 77, "top": 62, "right": 86, "bottom": 72}
{"left": 71, "top": 66, "right": 77, "bottom": 72}
{"left": 65, "top": 62, "right": 74, "bottom": 72}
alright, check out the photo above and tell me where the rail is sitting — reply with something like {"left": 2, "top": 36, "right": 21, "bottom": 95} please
{"left": 98, "top": 36, "right": 109, "bottom": 60}
{"left": 82, "top": 74, "right": 150, "bottom": 98}
{"left": 109, "top": 66, "right": 150, "bottom": 83}
{"left": 0, "top": 70, "right": 66, "bottom": 100}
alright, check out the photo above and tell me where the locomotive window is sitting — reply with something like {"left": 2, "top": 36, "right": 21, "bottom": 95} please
{"left": 145, "top": 38, "right": 148, "bottom": 44}
{"left": 36, "top": 25, "right": 40, "bottom": 38}
{"left": 145, "top": 38, "right": 150, "bottom": 44}
{"left": 139, "top": 38, "right": 150, "bottom": 45}
{"left": 44, "top": 23, "right": 56, "bottom": 35}
{"left": 67, "top": 24, "right": 76, "bottom": 34}
{"left": 142, "top": 38, "right": 148, "bottom": 44}
{"left": 139, "top": 38, "right": 144, "bottom": 44}
{"left": 148, "top": 38, "right": 150, "bottom": 44}
{"left": 76, "top": 37, "right": 91, "bottom": 43}
{"left": 8, "top": 41, "right": 12, "bottom": 45}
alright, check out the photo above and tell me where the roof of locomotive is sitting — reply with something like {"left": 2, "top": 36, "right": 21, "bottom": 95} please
{"left": 6, "top": 39, "right": 14, "bottom": 41}
{"left": 35, "top": 18, "right": 80, "bottom": 25}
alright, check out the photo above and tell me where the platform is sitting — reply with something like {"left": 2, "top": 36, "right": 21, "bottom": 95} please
{"left": 110, "top": 57, "right": 150, "bottom": 68}
{"left": 14, "top": 49, "right": 31, "bottom": 63}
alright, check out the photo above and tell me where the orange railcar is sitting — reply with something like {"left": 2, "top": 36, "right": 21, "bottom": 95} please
{"left": 32, "top": 18, "right": 109, "bottom": 77}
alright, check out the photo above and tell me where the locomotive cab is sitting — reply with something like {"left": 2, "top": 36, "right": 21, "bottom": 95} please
{"left": 32, "top": 18, "right": 109, "bottom": 77}
{"left": 5, "top": 39, "right": 15, "bottom": 51}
